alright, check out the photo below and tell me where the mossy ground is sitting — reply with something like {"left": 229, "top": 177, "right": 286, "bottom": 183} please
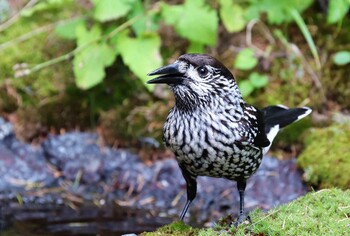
{"left": 298, "top": 122, "right": 350, "bottom": 189}
{"left": 0, "top": 7, "right": 76, "bottom": 101}
{"left": 0, "top": 3, "right": 80, "bottom": 140}
{"left": 143, "top": 188, "right": 350, "bottom": 236}
{"left": 142, "top": 221, "right": 200, "bottom": 236}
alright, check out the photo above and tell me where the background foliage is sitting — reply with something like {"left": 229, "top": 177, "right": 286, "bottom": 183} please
{"left": 0, "top": 0, "right": 349, "bottom": 150}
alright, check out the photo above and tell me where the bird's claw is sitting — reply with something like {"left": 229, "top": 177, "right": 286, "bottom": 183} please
{"left": 232, "top": 214, "right": 251, "bottom": 227}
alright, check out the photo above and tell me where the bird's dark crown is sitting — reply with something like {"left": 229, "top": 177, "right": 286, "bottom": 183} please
{"left": 177, "top": 54, "right": 235, "bottom": 80}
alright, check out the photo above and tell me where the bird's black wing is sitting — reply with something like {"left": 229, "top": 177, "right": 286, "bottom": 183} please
{"left": 253, "top": 108, "right": 270, "bottom": 147}
{"left": 236, "top": 104, "right": 270, "bottom": 148}
{"left": 262, "top": 105, "right": 312, "bottom": 134}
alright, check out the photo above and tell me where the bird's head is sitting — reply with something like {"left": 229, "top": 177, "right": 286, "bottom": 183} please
{"left": 147, "top": 54, "right": 243, "bottom": 111}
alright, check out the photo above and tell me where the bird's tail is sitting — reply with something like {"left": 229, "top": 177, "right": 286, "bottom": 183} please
{"left": 261, "top": 105, "right": 312, "bottom": 154}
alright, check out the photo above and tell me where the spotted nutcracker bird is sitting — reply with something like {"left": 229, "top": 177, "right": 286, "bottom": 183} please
{"left": 147, "top": 54, "right": 311, "bottom": 226}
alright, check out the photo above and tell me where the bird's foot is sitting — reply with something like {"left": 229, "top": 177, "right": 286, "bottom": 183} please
{"left": 232, "top": 214, "right": 251, "bottom": 227}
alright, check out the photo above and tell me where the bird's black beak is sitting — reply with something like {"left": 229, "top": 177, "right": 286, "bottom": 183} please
{"left": 147, "top": 62, "right": 184, "bottom": 85}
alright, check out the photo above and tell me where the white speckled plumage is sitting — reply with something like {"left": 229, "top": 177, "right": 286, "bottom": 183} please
{"left": 147, "top": 53, "right": 311, "bottom": 225}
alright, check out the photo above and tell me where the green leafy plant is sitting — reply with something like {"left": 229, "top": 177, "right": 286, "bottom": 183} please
{"left": 238, "top": 73, "right": 269, "bottom": 97}
{"left": 8, "top": 0, "right": 343, "bottom": 91}
{"left": 12, "top": 0, "right": 220, "bottom": 90}
{"left": 73, "top": 24, "right": 116, "bottom": 89}
{"left": 244, "top": 0, "right": 314, "bottom": 24}
{"left": 234, "top": 48, "right": 258, "bottom": 70}
{"left": 219, "top": 0, "right": 246, "bottom": 33}
{"left": 55, "top": 0, "right": 163, "bottom": 90}
{"left": 92, "top": 0, "right": 136, "bottom": 22}
{"left": 289, "top": 7, "right": 321, "bottom": 69}
{"left": 2, "top": 0, "right": 348, "bottom": 98}
{"left": 327, "top": 0, "right": 350, "bottom": 24}
{"left": 161, "top": 0, "right": 218, "bottom": 46}
{"left": 233, "top": 48, "right": 269, "bottom": 97}
{"left": 333, "top": 51, "right": 350, "bottom": 66}
{"left": 115, "top": 31, "right": 162, "bottom": 87}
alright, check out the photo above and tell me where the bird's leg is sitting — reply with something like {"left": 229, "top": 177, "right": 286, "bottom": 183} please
{"left": 179, "top": 165, "right": 197, "bottom": 221}
{"left": 233, "top": 179, "right": 251, "bottom": 227}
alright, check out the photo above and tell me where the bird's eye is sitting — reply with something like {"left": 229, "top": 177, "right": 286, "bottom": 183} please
{"left": 197, "top": 66, "right": 209, "bottom": 77}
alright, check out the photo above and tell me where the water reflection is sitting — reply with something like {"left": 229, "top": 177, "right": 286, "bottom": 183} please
{"left": 1, "top": 202, "right": 171, "bottom": 236}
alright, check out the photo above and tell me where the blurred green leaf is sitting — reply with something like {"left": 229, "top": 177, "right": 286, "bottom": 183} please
{"left": 128, "top": 0, "right": 160, "bottom": 36}
{"left": 234, "top": 48, "right": 258, "bottom": 70}
{"left": 333, "top": 51, "right": 350, "bottom": 66}
{"left": 219, "top": 0, "right": 246, "bottom": 32}
{"left": 92, "top": 0, "right": 136, "bottom": 22}
{"left": 239, "top": 80, "right": 254, "bottom": 97}
{"left": 327, "top": 0, "right": 350, "bottom": 24}
{"left": 245, "top": 0, "right": 313, "bottom": 24}
{"left": 161, "top": 3, "right": 182, "bottom": 25}
{"left": 73, "top": 24, "right": 116, "bottom": 89}
{"left": 55, "top": 17, "right": 85, "bottom": 40}
{"left": 21, "top": 0, "right": 68, "bottom": 17}
{"left": 188, "top": 41, "right": 204, "bottom": 53}
{"left": 289, "top": 7, "right": 321, "bottom": 69}
{"left": 249, "top": 72, "right": 269, "bottom": 88}
{"left": 162, "top": 0, "right": 218, "bottom": 45}
{"left": 116, "top": 33, "right": 162, "bottom": 89}
{"left": 75, "top": 24, "right": 101, "bottom": 46}
{"left": 74, "top": 44, "right": 115, "bottom": 89}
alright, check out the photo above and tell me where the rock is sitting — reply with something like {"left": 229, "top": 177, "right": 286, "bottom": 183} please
{"left": 42, "top": 132, "right": 103, "bottom": 184}
{"left": 42, "top": 132, "right": 150, "bottom": 192}
{"left": 0, "top": 117, "right": 13, "bottom": 140}
{"left": 0, "top": 119, "right": 54, "bottom": 191}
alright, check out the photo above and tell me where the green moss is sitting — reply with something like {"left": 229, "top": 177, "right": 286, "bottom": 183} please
{"left": 236, "top": 189, "right": 350, "bottom": 236}
{"left": 0, "top": 6, "right": 77, "bottom": 107}
{"left": 298, "top": 123, "right": 350, "bottom": 189}
{"left": 144, "top": 189, "right": 350, "bottom": 236}
{"left": 272, "top": 116, "right": 312, "bottom": 148}
{"left": 141, "top": 221, "right": 199, "bottom": 236}
{"left": 263, "top": 56, "right": 314, "bottom": 107}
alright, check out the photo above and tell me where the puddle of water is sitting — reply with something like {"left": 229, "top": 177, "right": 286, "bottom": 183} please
{"left": 0, "top": 203, "right": 172, "bottom": 236}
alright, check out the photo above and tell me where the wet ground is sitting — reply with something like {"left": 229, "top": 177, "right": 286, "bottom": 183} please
{"left": 0, "top": 117, "right": 307, "bottom": 235}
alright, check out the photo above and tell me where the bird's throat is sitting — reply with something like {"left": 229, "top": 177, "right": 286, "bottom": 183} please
{"left": 174, "top": 92, "right": 200, "bottom": 112}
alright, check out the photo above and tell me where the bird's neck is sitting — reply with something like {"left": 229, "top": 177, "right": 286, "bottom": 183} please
{"left": 173, "top": 87, "right": 244, "bottom": 118}
{"left": 173, "top": 91, "right": 202, "bottom": 112}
